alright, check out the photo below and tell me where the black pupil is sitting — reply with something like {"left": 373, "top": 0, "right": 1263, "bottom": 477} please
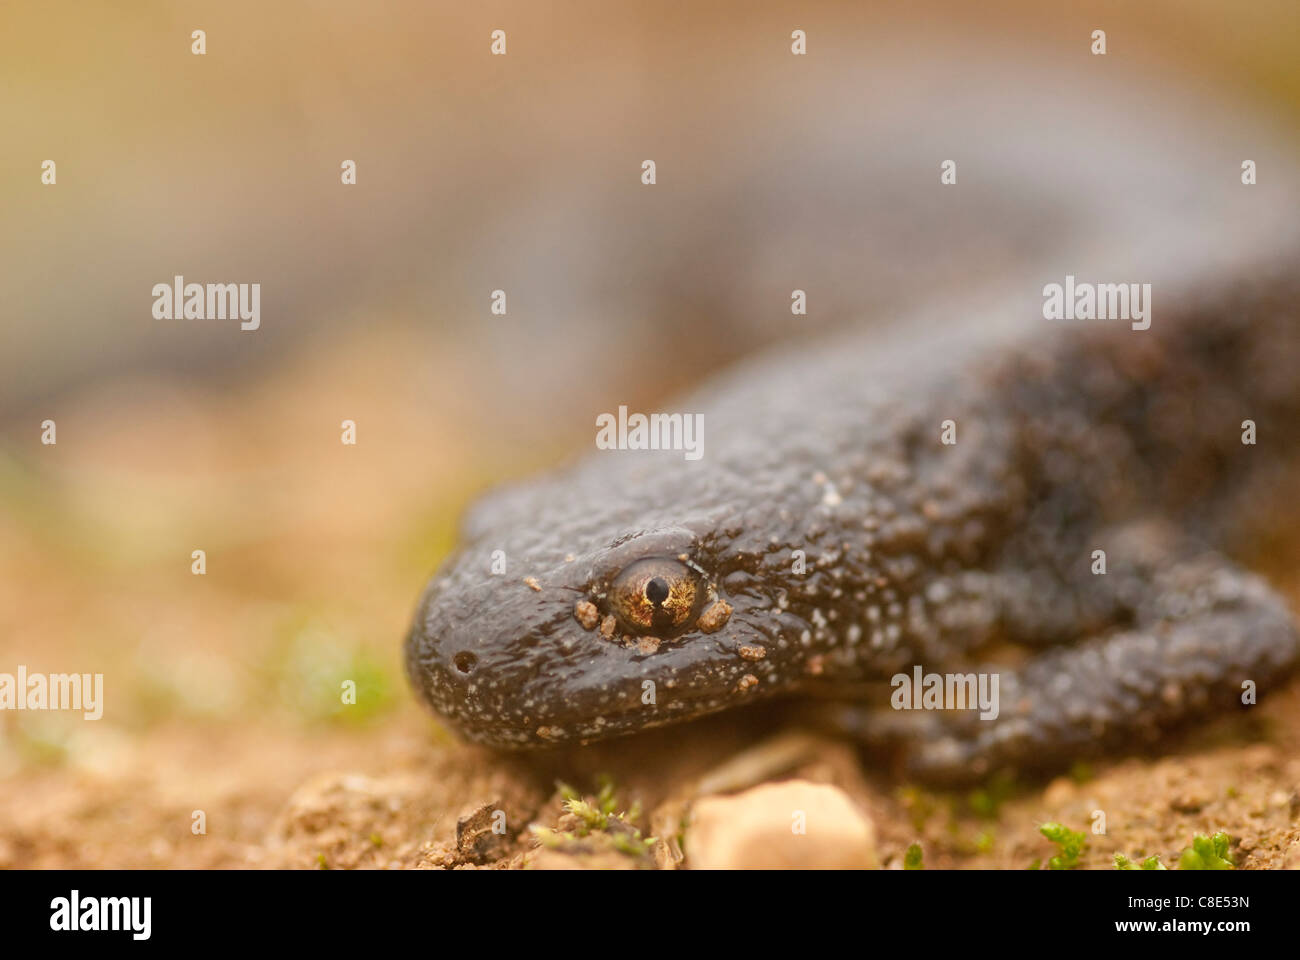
{"left": 645, "top": 577, "right": 671, "bottom": 605}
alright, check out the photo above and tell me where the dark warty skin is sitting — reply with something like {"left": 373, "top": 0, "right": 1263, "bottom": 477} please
{"left": 407, "top": 251, "right": 1300, "bottom": 783}
{"left": 406, "top": 62, "right": 1300, "bottom": 782}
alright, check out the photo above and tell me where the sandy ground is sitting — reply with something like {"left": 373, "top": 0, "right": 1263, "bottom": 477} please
{"left": 3, "top": 320, "right": 1299, "bottom": 870}
{"left": 6, "top": 689, "right": 1300, "bottom": 870}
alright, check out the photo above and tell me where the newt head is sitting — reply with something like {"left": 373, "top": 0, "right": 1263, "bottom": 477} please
{"left": 404, "top": 498, "right": 800, "bottom": 748}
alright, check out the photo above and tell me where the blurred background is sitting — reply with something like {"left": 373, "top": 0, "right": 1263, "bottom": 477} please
{"left": 1, "top": 0, "right": 1298, "bottom": 867}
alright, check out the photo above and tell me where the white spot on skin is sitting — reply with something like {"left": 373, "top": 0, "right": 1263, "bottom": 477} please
{"left": 926, "top": 581, "right": 952, "bottom": 604}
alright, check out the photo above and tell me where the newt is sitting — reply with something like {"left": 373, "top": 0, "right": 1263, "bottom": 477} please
{"left": 404, "top": 91, "right": 1300, "bottom": 785}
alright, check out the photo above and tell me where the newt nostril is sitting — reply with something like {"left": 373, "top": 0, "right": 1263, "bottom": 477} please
{"left": 453, "top": 651, "right": 478, "bottom": 674}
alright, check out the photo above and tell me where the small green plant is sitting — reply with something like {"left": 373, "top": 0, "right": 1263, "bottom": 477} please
{"left": 968, "top": 771, "right": 1018, "bottom": 819}
{"left": 1038, "top": 822, "right": 1087, "bottom": 870}
{"left": 532, "top": 776, "right": 657, "bottom": 861}
{"left": 904, "top": 843, "right": 924, "bottom": 869}
{"left": 270, "top": 618, "right": 396, "bottom": 725}
{"left": 10, "top": 716, "right": 71, "bottom": 768}
{"left": 1114, "top": 853, "right": 1167, "bottom": 870}
{"left": 1178, "top": 832, "right": 1234, "bottom": 870}
{"left": 897, "top": 786, "right": 937, "bottom": 833}
{"left": 1068, "top": 761, "right": 1095, "bottom": 784}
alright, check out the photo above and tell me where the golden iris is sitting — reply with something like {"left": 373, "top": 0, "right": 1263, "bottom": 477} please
{"left": 609, "top": 558, "right": 699, "bottom": 633}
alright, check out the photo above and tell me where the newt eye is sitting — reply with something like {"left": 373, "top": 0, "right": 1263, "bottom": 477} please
{"left": 609, "top": 558, "right": 700, "bottom": 634}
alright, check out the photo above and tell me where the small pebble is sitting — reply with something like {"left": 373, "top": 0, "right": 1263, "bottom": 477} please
{"left": 687, "top": 780, "right": 878, "bottom": 869}
{"left": 574, "top": 600, "right": 600, "bottom": 630}
{"left": 697, "top": 599, "right": 733, "bottom": 633}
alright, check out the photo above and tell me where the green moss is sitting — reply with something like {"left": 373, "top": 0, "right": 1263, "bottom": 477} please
{"left": 332, "top": 653, "right": 394, "bottom": 725}
{"left": 609, "top": 831, "right": 657, "bottom": 858}
{"left": 594, "top": 774, "right": 619, "bottom": 817}
{"left": 531, "top": 776, "right": 657, "bottom": 862}
{"left": 1115, "top": 834, "right": 1234, "bottom": 870}
{"left": 266, "top": 617, "right": 397, "bottom": 726}
{"left": 904, "top": 843, "right": 924, "bottom": 869}
{"left": 529, "top": 826, "right": 565, "bottom": 849}
{"left": 11, "top": 715, "right": 73, "bottom": 768}
{"left": 968, "top": 771, "right": 1018, "bottom": 819}
{"left": 563, "top": 797, "right": 610, "bottom": 832}
{"left": 1114, "top": 853, "right": 1167, "bottom": 870}
{"left": 1178, "top": 832, "right": 1235, "bottom": 870}
{"left": 1068, "top": 761, "right": 1095, "bottom": 784}
{"left": 897, "top": 785, "right": 937, "bottom": 833}
{"left": 1037, "top": 822, "right": 1088, "bottom": 870}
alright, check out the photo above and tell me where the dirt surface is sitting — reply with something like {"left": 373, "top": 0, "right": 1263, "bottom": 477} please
{"left": 3, "top": 318, "right": 1300, "bottom": 870}
{"left": 6, "top": 688, "right": 1300, "bottom": 870}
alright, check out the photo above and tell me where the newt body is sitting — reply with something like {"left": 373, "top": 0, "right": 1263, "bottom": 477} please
{"left": 407, "top": 257, "right": 1300, "bottom": 781}
{"left": 405, "top": 71, "right": 1300, "bottom": 782}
